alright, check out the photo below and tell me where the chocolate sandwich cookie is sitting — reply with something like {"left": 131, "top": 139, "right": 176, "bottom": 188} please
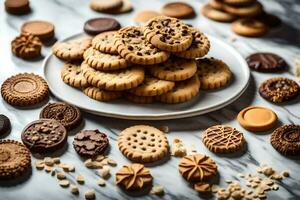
{"left": 0, "top": 115, "right": 11, "bottom": 136}
{"left": 84, "top": 18, "right": 121, "bottom": 35}
{"left": 21, "top": 119, "right": 67, "bottom": 153}
{"left": 5, "top": 0, "right": 30, "bottom": 15}
{"left": 40, "top": 102, "right": 82, "bottom": 130}
{"left": 271, "top": 125, "right": 300, "bottom": 156}
{"left": 259, "top": 77, "right": 300, "bottom": 103}
{"left": 246, "top": 53, "right": 287, "bottom": 72}
{"left": 73, "top": 130, "right": 109, "bottom": 157}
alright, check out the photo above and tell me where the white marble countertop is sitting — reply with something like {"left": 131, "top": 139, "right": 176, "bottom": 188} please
{"left": 0, "top": 0, "right": 300, "bottom": 199}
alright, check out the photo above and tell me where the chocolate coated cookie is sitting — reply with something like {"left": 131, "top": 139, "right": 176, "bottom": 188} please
{"left": 84, "top": 18, "right": 121, "bottom": 35}
{"left": 246, "top": 53, "right": 287, "bottom": 72}
{"left": 0, "top": 115, "right": 11, "bottom": 136}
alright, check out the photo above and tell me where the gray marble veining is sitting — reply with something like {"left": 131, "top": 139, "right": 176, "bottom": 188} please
{"left": 0, "top": 0, "right": 300, "bottom": 200}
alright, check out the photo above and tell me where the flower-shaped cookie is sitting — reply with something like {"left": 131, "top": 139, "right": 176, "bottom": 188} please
{"left": 11, "top": 33, "right": 42, "bottom": 59}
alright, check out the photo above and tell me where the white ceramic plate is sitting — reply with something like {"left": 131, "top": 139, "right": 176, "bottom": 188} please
{"left": 43, "top": 33, "right": 250, "bottom": 120}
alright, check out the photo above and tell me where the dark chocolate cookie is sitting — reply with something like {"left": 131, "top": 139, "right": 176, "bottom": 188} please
{"left": 84, "top": 18, "right": 121, "bottom": 35}
{"left": 0, "top": 115, "right": 11, "bottom": 136}
{"left": 21, "top": 119, "right": 67, "bottom": 153}
{"left": 40, "top": 102, "right": 82, "bottom": 130}
{"left": 271, "top": 125, "right": 300, "bottom": 156}
{"left": 73, "top": 130, "right": 109, "bottom": 157}
{"left": 246, "top": 53, "right": 287, "bottom": 72}
{"left": 259, "top": 77, "right": 300, "bottom": 103}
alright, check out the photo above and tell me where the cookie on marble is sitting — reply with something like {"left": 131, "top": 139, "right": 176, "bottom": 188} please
{"left": 0, "top": 140, "right": 31, "bottom": 180}
{"left": 161, "top": 2, "right": 195, "bottom": 19}
{"left": 149, "top": 57, "right": 197, "bottom": 81}
{"left": 208, "top": 0, "right": 224, "bottom": 10}
{"left": 224, "top": 2, "right": 263, "bottom": 17}
{"left": 224, "top": 0, "right": 257, "bottom": 6}
{"left": 4, "top": 0, "right": 30, "bottom": 15}
{"left": 259, "top": 77, "right": 300, "bottom": 103}
{"left": 246, "top": 52, "right": 287, "bottom": 72}
{"left": 157, "top": 75, "right": 200, "bottom": 104}
{"left": 232, "top": 18, "right": 268, "bottom": 37}
{"left": 134, "top": 10, "right": 162, "bottom": 24}
{"left": 114, "top": 26, "right": 170, "bottom": 65}
{"left": 129, "top": 76, "right": 175, "bottom": 97}
{"left": 255, "top": 12, "right": 282, "bottom": 28}
{"left": 202, "top": 4, "right": 237, "bottom": 23}
{"left": 83, "top": 47, "right": 129, "bottom": 71}
{"left": 1, "top": 73, "right": 49, "bottom": 107}
{"left": 21, "top": 20, "right": 55, "bottom": 42}
{"left": 61, "top": 63, "right": 89, "bottom": 88}
{"left": 81, "top": 62, "right": 144, "bottom": 91}
{"left": 90, "top": 0, "right": 123, "bottom": 12}
{"left": 0, "top": 115, "right": 11, "bottom": 136}
{"left": 105, "top": 0, "right": 133, "bottom": 14}
{"left": 196, "top": 57, "right": 232, "bottom": 90}
{"left": 92, "top": 31, "right": 118, "bottom": 54}
{"left": 52, "top": 37, "right": 92, "bottom": 61}
{"left": 144, "top": 16, "right": 193, "bottom": 52}
{"left": 117, "top": 125, "right": 169, "bottom": 163}
{"left": 83, "top": 87, "right": 122, "bottom": 102}
{"left": 125, "top": 93, "right": 155, "bottom": 104}
{"left": 84, "top": 18, "right": 121, "bottom": 35}
{"left": 202, "top": 125, "right": 245, "bottom": 154}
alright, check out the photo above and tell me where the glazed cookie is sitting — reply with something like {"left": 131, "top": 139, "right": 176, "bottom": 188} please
{"left": 114, "top": 26, "right": 170, "bottom": 65}
{"left": 90, "top": 0, "right": 123, "bottom": 12}
{"left": 271, "top": 125, "right": 300, "bottom": 156}
{"left": 134, "top": 10, "right": 162, "bottom": 24}
{"left": 84, "top": 18, "right": 121, "bottom": 35}
{"left": 202, "top": 4, "right": 237, "bottom": 23}
{"left": 232, "top": 18, "right": 268, "bottom": 37}
{"left": 0, "top": 140, "right": 31, "bottom": 180}
{"left": 0, "top": 115, "right": 11, "bottom": 136}
{"left": 40, "top": 102, "right": 82, "bottom": 130}
{"left": 21, "top": 20, "right": 55, "bottom": 41}
{"left": 143, "top": 16, "right": 193, "bottom": 52}
{"left": 202, "top": 125, "right": 245, "bottom": 154}
{"left": 1, "top": 73, "right": 49, "bottom": 107}
{"left": 125, "top": 93, "right": 155, "bottom": 104}
{"left": 129, "top": 76, "right": 175, "bottom": 97}
{"left": 157, "top": 75, "right": 200, "bottom": 104}
{"left": 224, "top": 2, "right": 263, "bottom": 17}
{"left": 259, "top": 77, "right": 300, "bottom": 103}
{"left": 92, "top": 31, "right": 118, "bottom": 54}
{"left": 161, "top": 2, "right": 195, "bottom": 19}
{"left": 246, "top": 53, "right": 287, "bottom": 72}
{"left": 196, "top": 58, "right": 232, "bottom": 90}
{"left": 149, "top": 57, "right": 197, "bottom": 81}
{"left": 174, "top": 28, "right": 210, "bottom": 59}
{"left": 84, "top": 47, "right": 129, "bottom": 71}
{"left": 61, "top": 63, "right": 89, "bottom": 88}
{"left": 81, "top": 62, "right": 144, "bottom": 91}
{"left": 117, "top": 125, "right": 169, "bottom": 163}
{"left": 52, "top": 37, "right": 92, "bottom": 61}
{"left": 83, "top": 87, "right": 122, "bottom": 101}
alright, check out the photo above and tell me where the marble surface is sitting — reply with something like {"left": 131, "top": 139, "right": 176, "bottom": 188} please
{"left": 0, "top": 0, "right": 300, "bottom": 200}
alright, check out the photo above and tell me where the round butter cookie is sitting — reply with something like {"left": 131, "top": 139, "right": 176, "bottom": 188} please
{"left": 61, "top": 63, "right": 88, "bottom": 88}
{"left": 125, "top": 93, "right": 155, "bottom": 104}
{"left": 161, "top": 2, "right": 195, "bottom": 19}
{"left": 232, "top": 18, "right": 268, "bottom": 37}
{"left": 134, "top": 10, "right": 162, "bottom": 24}
{"left": 83, "top": 87, "right": 122, "bottom": 102}
{"left": 92, "top": 31, "right": 118, "bottom": 54}
{"left": 202, "top": 4, "right": 237, "bottom": 23}
{"left": 90, "top": 0, "right": 123, "bottom": 12}
{"left": 224, "top": 2, "right": 263, "bottom": 17}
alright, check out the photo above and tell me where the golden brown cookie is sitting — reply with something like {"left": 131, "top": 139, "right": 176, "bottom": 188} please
{"left": 92, "top": 31, "right": 118, "bottom": 54}
{"left": 202, "top": 125, "right": 245, "bottom": 154}
{"left": 224, "top": 0, "right": 257, "bottom": 6}
{"left": 149, "top": 57, "right": 197, "bottom": 81}
{"left": 157, "top": 75, "right": 200, "bottom": 104}
{"left": 61, "top": 63, "right": 89, "bottom": 89}
{"left": 161, "top": 2, "right": 195, "bottom": 19}
{"left": 144, "top": 16, "right": 193, "bottom": 52}
{"left": 90, "top": 0, "right": 123, "bottom": 12}
{"left": 52, "top": 37, "right": 92, "bottom": 61}
{"left": 174, "top": 28, "right": 210, "bottom": 59}
{"left": 224, "top": 2, "right": 263, "bottom": 17}
{"left": 114, "top": 26, "right": 170, "bottom": 65}
{"left": 125, "top": 93, "right": 155, "bottom": 104}
{"left": 83, "top": 47, "right": 129, "bottom": 71}
{"left": 21, "top": 20, "right": 55, "bottom": 42}
{"left": 197, "top": 58, "right": 232, "bottom": 90}
{"left": 116, "top": 163, "right": 153, "bottom": 191}
{"left": 81, "top": 62, "right": 144, "bottom": 91}
{"left": 194, "top": 183, "right": 212, "bottom": 193}
{"left": 232, "top": 18, "right": 268, "bottom": 37}
{"left": 202, "top": 4, "right": 237, "bottom": 23}
{"left": 129, "top": 76, "right": 175, "bottom": 96}
{"left": 178, "top": 154, "right": 217, "bottom": 182}
{"left": 83, "top": 87, "right": 122, "bottom": 102}
{"left": 1, "top": 73, "right": 49, "bottom": 106}
{"left": 117, "top": 125, "right": 169, "bottom": 163}
{"left": 208, "top": 0, "right": 224, "bottom": 10}
{"left": 134, "top": 10, "right": 162, "bottom": 24}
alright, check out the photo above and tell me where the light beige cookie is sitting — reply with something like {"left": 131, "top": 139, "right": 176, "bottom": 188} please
{"left": 174, "top": 28, "right": 210, "bottom": 59}
{"left": 117, "top": 125, "right": 169, "bottom": 163}
{"left": 149, "top": 57, "right": 197, "bottom": 81}
{"left": 125, "top": 93, "right": 155, "bottom": 104}
{"left": 157, "top": 75, "right": 200, "bottom": 104}
{"left": 224, "top": 2, "right": 263, "bottom": 17}
{"left": 231, "top": 18, "right": 268, "bottom": 37}
{"left": 134, "top": 10, "right": 162, "bottom": 24}
{"left": 208, "top": 0, "right": 225, "bottom": 10}
{"left": 129, "top": 76, "right": 175, "bottom": 96}
{"left": 52, "top": 37, "right": 91, "bottom": 61}
{"left": 92, "top": 31, "right": 118, "bottom": 54}
{"left": 202, "top": 4, "right": 237, "bottom": 23}
{"left": 83, "top": 87, "right": 122, "bottom": 101}
{"left": 143, "top": 16, "right": 193, "bottom": 52}
{"left": 105, "top": 0, "right": 133, "bottom": 14}
{"left": 61, "top": 63, "right": 88, "bottom": 88}
{"left": 224, "top": 0, "right": 257, "bottom": 6}
{"left": 197, "top": 58, "right": 232, "bottom": 90}
{"left": 90, "top": 0, "right": 123, "bottom": 12}
{"left": 81, "top": 62, "right": 144, "bottom": 91}
{"left": 83, "top": 47, "right": 129, "bottom": 71}
{"left": 114, "top": 26, "right": 170, "bottom": 65}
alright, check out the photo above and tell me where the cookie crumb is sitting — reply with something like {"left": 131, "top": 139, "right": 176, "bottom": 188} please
{"left": 44, "top": 157, "right": 54, "bottom": 166}
{"left": 70, "top": 184, "right": 79, "bottom": 195}
{"left": 97, "top": 178, "right": 106, "bottom": 186}
{"left": 282, "top": 171, "right": 289, "bottom": 177}
{"left": 158, "top": 126, "right": 169, "bottom": 133}
{"left": 35, "top": 160, "right": 45, "bottom": 170}
{"left": 150, "top": 185, "right": 165, "bottom": 196}
{"left": 194, "top": 182, "right": 211, "bottom": 193}
{"left": 107, "top": 158, "right": 117, "bottom": 166}
{"left": 171, "top": 138, "right": 187, "bottom": 157}
{"left": 85, "top": 189, "right": 95, "bottom": 200}
{"left": 59, "top": 180, "right": 70, "bottom": 188}
{"left": 76, "top": 175, "right": 85, "bottom": 184}
{"left": 57, "top": 172, "right": 66, "bottom": 180}
{"left": 99, "top": 166, "right": 110, "bottom": 179}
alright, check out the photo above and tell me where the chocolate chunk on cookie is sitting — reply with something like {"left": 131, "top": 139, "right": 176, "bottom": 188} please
{"left": 232, "top": 18, "right": 268, "bottom": 37}
{"left": 21, "top": 119, "right": 67, "bottom": 153}
{"left": 0, "top": 115, "right": 11, "bottom": 136}
{"left": 5, "top": 0, "right": 30, "bottom": 15}
{"left": 73, "top": 130, "right": 109, "bottom": 157}
{"left": 259, "top": 77, "right": 300, "bottom": 103}
{"left": 92, "top": 31, "right": 118, "bottom": 54}
{"left": 21, "top": 20, "right": 55, "bottom": 42}
{"left": 83, "top": 87, "right": 122, "bottom": 102}
{"left": 40, "top": 102, "right": 82, "bottom": 130}
{"left": 161, "top": 2, "right": 195, "bottom": 19}
{"left": 84, "top": 18, "right": 121, "bottom": 35}
{"left": 61, "top": 63, "right": 89, "bottom": 89}
{"left": 1, "top": 73, "right": 49, "bottom": 107}
{"left": 246, "top": 53, "right": 287, "bottom": 72}
{"left": 271, "top": 125, "right": 300, "bottom": 156}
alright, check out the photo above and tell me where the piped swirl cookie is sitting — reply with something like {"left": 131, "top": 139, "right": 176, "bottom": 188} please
{"left": 143, "top": 16, "right": 193, "bottom": 52}
{"left": 114, "top": 26, "right": 170, "bottom": 65}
